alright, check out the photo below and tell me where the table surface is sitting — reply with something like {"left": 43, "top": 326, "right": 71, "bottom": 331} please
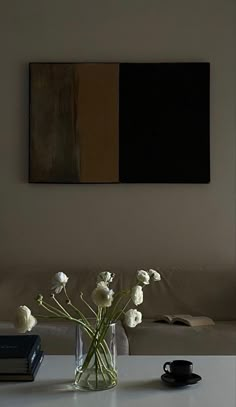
{"left": 0, "top": 355, "right": 235, "bottom": 407}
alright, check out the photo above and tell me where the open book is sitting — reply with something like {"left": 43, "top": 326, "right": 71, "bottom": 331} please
{"left": 154, "top": 314, "right": 215, "bottom": 327}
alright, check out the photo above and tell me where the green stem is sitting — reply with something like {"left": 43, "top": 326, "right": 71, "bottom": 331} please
{"left": 67, "top": 302, "right": 91, "bottom": 326}
{"left": 63, "top": 289, "right": 91, "bottom": 327}
{"left": 51, "top": 295, "right": 71, "bottom": 317}
{"left": 76, "top": 290, "right": 131, "bottom": 377}
{"left": 75, "top": 344, "right": 116, "bottom": 386}
{"left": 97, "top": 307, "right": 102, "bottom": 323}
{"left": 34, "top": 314, "right": 62, "bottom": 319}
{"left": 95, "top": 352, "right": 98, "bottom": 388}
{"left": 38, "top": 302, "right": 94, "bottom": 336}
{"left": 109, "top": 292, "right": 129, "bottom": 322}
{"left": 80, "top": 323, "right": 114, "bottom": 371}
{"left": 78, "top": 314, "right": 108, "bottom": 373}
{"left": 40, "top": 300, "right": 68, "bottom": 318}
{"left": 113, "top": 298, "right": 132, "bottom": 322}
{"left": 36, "top": 307, "right": 116, "bottom": 387}
{"left": 39, "top": 303, "right": 65, "bottom": 318}
{"left": 63, "top": 286, "right": 71, "bottom": 303}
{"left": 80, "top": 292, "right": 97, "bottom": 317}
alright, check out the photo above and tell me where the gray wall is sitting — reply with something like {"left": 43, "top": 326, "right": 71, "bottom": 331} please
{"left": 0, "top": 0, "right": 235, "bottom": 271}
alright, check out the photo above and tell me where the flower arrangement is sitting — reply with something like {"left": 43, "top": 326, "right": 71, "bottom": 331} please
{"left": 14, "top": 268, "right": 161, "bottom": 390}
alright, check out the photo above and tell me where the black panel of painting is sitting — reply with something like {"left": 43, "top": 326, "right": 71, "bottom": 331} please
{"left": 119, "top": 63, "right": 210, "bottom": 183}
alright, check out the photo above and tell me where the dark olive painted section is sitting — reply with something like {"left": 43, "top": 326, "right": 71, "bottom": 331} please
{"left": 29, "top": 63, "right": 119, "bottom": 183}
{"left": 30, "top": 63, "right": 80, "bottom": 183}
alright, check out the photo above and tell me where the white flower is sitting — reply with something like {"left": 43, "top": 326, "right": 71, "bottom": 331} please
{"left": 92, "top": 282, "right": 114, "bottom": 307}
{"left": 148, "top": 269, "right": 161, "bottom": 281}
{"left": 51, "top": 272, "right": 69, "bottom": 294}
{"left": 14, "top": 306, "right": 37, "bottom": 333}
{"left": 124, "top": 309, "right": 142, "bottom": 328}
{"left": 137, "top": 270, "right": 150, "bottom": 285}
{"left": 97, "top": 271, "right": 115, "bottom": 285}
{"left": 131, "top": 285, "right": 143, "bottom": 306}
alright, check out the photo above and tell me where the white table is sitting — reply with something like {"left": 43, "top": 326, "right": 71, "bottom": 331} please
{"left": 0, "top": 355, "right": 235, "bottom": 407}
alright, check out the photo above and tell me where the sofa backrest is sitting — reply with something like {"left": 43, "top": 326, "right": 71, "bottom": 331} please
{"left": 137, "top": 268, "right": 236, "bottom": 320}
{"left": 0, "top": 267, "right": 235, "bottom": 322}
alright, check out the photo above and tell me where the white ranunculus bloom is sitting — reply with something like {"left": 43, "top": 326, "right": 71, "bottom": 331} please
{"left": 131, "top": 285, "right": 143, "bottom": 306}
{"left": 124, "top": 309, "right": 142, "bottom": 328}
{"left": 15, "top": 306, "right": 37, "bottom": 333}
{"left": 97, "top": 271, "right": 115, "bottom": 285}
{"left": 148, "top": 269, "right": 161, "bottom": 281}
{"left": 51, "top": 271, "right": 69, "bottom": 294}
{"left": 92, "top": 283, "right": 114, "bottom": 307}
{"left": 137, "top": 270, "right": 150, "bottom": 285}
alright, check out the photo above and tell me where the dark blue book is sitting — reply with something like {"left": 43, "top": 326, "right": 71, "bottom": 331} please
{"left": 0, "top": 335, "right": 41, "bottom": 370}
{"left": 0, "top": 350, "right": 44, "bottom": 381}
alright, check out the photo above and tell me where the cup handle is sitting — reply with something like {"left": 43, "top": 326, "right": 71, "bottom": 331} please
{"left": 163, "top": 362, "right": 171, "bottom": 374}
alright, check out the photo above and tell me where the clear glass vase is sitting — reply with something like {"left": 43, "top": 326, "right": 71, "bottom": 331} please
{"left": 74, "top": 322, "right": 117, "bottom": 391}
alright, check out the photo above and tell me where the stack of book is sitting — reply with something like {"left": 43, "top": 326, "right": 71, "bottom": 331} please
{"left": 0, "top": 335, "right": 44, "bottom": 381}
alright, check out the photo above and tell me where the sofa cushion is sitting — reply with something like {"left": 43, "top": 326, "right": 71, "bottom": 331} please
{"left": 125, "top": 320, "right": 236, "bottom": 355}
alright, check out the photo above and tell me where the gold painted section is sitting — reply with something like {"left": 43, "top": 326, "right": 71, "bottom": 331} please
{"left": 75, "top": 64, "right": 119, "bottom": 183}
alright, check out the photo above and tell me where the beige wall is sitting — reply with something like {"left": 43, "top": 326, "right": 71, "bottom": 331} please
{"left": 0, "top": 0, "right": 235, "bottom": 271}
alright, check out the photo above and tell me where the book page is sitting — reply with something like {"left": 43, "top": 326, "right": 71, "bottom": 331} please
{"left": 172, "top": 315, "right": 215, "bottom": 327}
{"left": 154, "top": 314, "right": 173, "bottom": 323}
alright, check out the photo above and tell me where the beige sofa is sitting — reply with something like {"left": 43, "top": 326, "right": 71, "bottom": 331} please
{"left": 1, "top": 268, "right": 236, "bottom": 355}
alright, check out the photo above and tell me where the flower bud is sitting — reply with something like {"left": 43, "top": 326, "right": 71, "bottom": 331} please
{"left": 51, "top": 271, "right": 69, "bottom": 294}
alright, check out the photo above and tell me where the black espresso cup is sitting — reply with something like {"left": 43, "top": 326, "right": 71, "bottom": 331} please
{"left": 163, "top": 360, "right": 193, "bottom": 378}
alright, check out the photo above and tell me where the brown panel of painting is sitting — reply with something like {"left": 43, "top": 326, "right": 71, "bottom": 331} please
{"left": 30, "top": 64, "right": 80, "bottom": 183}
{"left": 76, "top": 64, "right": 119, "bottom": 183}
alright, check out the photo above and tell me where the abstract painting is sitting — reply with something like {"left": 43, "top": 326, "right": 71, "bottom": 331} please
{"left": 29, "top": 63, "right": 210, "bottom": 183}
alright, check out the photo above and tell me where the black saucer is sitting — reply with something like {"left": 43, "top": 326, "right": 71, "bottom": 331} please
{"left": 161, "top": 372, "right": 202, "bottom": 387}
